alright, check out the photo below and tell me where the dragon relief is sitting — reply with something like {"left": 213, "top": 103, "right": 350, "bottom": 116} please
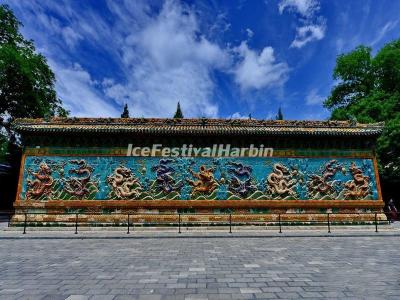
{"left": 26, "top": 162, "right": 54, "bottom": 200}
{"left": 107, "top": 165, "right": 142, "bottom": 199}
{"left": 344, "top": 162, "right": 371, "bottom": 199}
{"left": 63, "top": 160, "right": 97, "bottom": 198}
{"left": 151, "top": 159, "right": 183, "bottom": 194}
{"left": 227, "top": 162, "right": 257, "bottom": 198}
{"left": 307, "top": 160, "right": 346, "bottom": 199}
{"left": 22, "top": 156, "right": 379, "bottom": 202}
{"left": 187, "top": 165, "right": 219, "bottom": 196}
{"left": 266, "top": 163, "right": 300, "bottom": 198}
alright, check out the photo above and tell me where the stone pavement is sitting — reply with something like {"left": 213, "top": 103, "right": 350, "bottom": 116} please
{"left": 0, "top": 231, "right": 400, "bottom": 300}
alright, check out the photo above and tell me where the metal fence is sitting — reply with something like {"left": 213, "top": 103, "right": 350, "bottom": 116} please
{"left": 0, "top": 211, "right": 397, "bottom": 234}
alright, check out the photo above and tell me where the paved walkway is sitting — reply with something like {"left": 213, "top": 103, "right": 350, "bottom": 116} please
{"left": 1, "top": 231, "right": 400, "bottom": 300}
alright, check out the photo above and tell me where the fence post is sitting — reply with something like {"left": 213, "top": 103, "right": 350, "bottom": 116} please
{"left": 229, "top": 214, "right": 232, "bottom": 234}
{"left": 127, "top": 214, "right": 130, "bottom": 234}
{"left": 278, "top": 214, "right": 282, "bottom": 234}
{"left": 327, "top": 213, "right": 331, "bottom": 233}
{"left": 375, "top": 212, "right": 378, "bottom": 233}
{"left": 23, "top": 213, "right": 27, "bottom": 234}
{"left": 178, "top": 214, "right": 181, "bottom": 234}
{"left": 75, "top": 213, "right": 78, "bottom": 234}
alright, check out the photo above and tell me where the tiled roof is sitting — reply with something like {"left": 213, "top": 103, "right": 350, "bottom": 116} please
{"left": 13, "top": 118, "right": 384, "bottom": 137}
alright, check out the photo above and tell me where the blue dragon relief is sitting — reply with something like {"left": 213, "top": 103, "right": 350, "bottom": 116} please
{"left": 150, "top": 159, "right": 183, "bottom": 197}
{"left": 226, "top": 162, "right": 258, "bottom": 198}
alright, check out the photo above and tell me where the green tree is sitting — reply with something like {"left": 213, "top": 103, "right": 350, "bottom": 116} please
{"left": 0, "top": 4, "right": 67, "bottom": 159}
{"left": 324, "top": 40, "right": 400, "bottom": 202}
{"left": 324, "top": 46, "right": 374, "bottom": 112}
{"left": 276, "top": 107, "right": 283, "bottom": 120}
{"left": 173, "top": 102, "right": 184, "bottom": 118}
{"left": 121, "top": 104, "right": 130, "bottom": 118}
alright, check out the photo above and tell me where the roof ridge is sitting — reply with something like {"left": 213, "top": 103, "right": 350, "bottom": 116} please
{"left": 13, "top": 117, "right": 385, "bottom": 128}
{"left": 12, "top": 118, "right": 384, "bottom": 137}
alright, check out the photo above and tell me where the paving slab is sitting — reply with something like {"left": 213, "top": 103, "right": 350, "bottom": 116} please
{"left": 0, "top": 229, "right": 400, "bottom": 299}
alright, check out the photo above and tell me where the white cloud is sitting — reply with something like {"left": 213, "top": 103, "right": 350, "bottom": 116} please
{"left": 50, "top": 61, "right": 120, "bottom": 117}
{"left": 335, "top": 38, "right": 344, "bottom": 53}
{"left": 8, "top": 0, "right": 226, "bottom": 118}
{"left": 246, "top": 28, "right": 254, "bottom": 38}
{"left": 305, "top": 88, "right": 324, "bottom": 106}
{"left": 102, "top": 0, "right": 229, "bottom": 117}
{"left": 278, "top": 0, "right": 326, "bottom": 48}
{"left": 8, "top": 0, "right": 291, "bottom": 118}
{"left": 233, "top": 41, "right": 289, "bottom": 91}
{"left": 291, "top": 23, "right": 326, "bottom": 48}
{"left": 126, "top": 2, "right": 228, "bottom": 70}
{"left": 370, "top": 21, "right": 398, "bottom": 46}
{"left": 229, "top": 112, "right": 249, "bottom": 119}
{"left": 61, "top": 27, "right": 83, "bottom": 48}
{"left": 17, "top": 4, "right": 83, "bottom": 50}
{"left": 209, "top": 13, "right": 231, "bottom": 39}
{"left": 278, "top": 0, "right": 319, "bottom": 18}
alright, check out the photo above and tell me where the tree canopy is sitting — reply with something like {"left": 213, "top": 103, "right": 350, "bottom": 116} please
{"left": 324, "top": 40, "right": 400, "bottom": 198}
{"left": 121, "top": 104, "right": 130, "bottom": 118}
{"left": 173, "top": 102, "right": 184, "bottom": 118}
{"left": 276, "top": 107, "right": 283, "bottom": 120}
{"left": 0, "top": 4, "right": 67, "bottom": 158}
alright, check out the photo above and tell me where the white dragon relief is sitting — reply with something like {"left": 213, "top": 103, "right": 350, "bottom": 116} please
{"left": 267, "top": 163, "right": 299, "bottom": 197}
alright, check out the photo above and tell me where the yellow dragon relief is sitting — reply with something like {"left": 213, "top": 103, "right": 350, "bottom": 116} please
{"left": 344, "top": 162, "right": 371, "bottom": 199}
{"left": 107, "top": 165, "right": 143, "bottom": 199}
{"left": 187, "top": 165, "right": 218, "bottom": 195}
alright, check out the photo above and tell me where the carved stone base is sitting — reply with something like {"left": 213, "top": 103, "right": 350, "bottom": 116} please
{"left": 11, "top": 199, "right": 386, "bottom": 226}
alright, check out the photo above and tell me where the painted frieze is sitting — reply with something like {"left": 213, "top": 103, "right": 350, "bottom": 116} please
{"left": 20, "top": 156, "right": 379, "bottom": 201}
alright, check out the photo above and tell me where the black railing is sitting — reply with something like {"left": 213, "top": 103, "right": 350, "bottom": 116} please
{"left": 1, "top": 211, "right": 396, "bottom": 235}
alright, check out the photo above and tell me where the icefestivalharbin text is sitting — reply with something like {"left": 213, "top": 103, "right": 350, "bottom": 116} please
{"left": 126, "top": 144, "right": 274, "bottom": 157}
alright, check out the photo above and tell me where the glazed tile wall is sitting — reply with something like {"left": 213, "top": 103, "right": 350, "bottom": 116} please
{"left": 21, "top": 156, "right": 379, "bottom": 201}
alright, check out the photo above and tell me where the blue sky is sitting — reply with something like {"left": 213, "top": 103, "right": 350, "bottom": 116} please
{"left": 4, "top": 0, "right": 400, "bottom": 120}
